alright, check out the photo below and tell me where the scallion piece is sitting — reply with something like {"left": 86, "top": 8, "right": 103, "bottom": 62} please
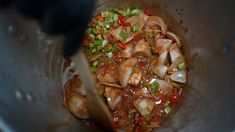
{"left": 97, "top": 34, "right": 103, "bottom": 40}
{"left": 98, "top": 21, "right": 104, "bottom": 27}
{"left": 92, "top": 60, "right": 99, "bottom": 66}
{"left": 91, "top": 48, "right": 97, "bottom": 53}
{"left": 150, "top": 44, "right": 155, "bottom": 51}
{"left": 132, "top": 25, "right": 140, "bottom": 32}
{"left": 128, "top": 113, "right": 134, "bottom": 119}
{"left": 90, "top": 66, "right": 97, "bottom": 73}
{"left": 107, "top": 52, "right": 113, "bottom": 59}
{"left": 89, "top": 43, "right": 94, "bottom": 48}
{"left": 113, "top": 44, "right": 121, "bottom": 51}
{"left": 101, "top": 11, "right": 112, "bottom": 18}
{"left": 102, "top": 39, "right": 108, "bottom": 47}
{"left": 113, "top": 13, "right": 118, "bottom": 21}
{"left": 105, "top": 24, "right": 110, "bottom": 29}
{"left": 94, "top": 40, "right": 102, "bottom": 45}
{"left": 149, "top": 81, "right": 159, "bottom": 91}
{"left": 131, "top": 9, "right": 140, "bottom": 15}
{"left": 124, "top": 8, "right": 131, "bottom": 17}
{"left": 148, "top": 32, "right": 154, "bottom": 39}
{"left": 164, "top": 106, "right": 171, "bottom": 114}
{"left": 177, "top": 62, "right": 186, "bottom": 70}
{"left": 119, "top": 31, "right": 128, "bottom": 41}
{"left": 89, "top": 28, "right": 97, "bottom": 35}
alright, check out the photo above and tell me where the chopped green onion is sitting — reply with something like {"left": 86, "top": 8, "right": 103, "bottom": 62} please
{"left": 97, "top": 34, "right": 103, "bottom": 40}
{"left": 119, "top": 31, "right": 128, "bottom": 41}
{"left": 98, "top": 21, "right": 105, "bottom": 27}
{"left": 94, "top": 40, "right": 102, "bottom": 45}
{"left": 113, "top": 13, "right": 119, "bottom": 21}
{"left": 89, "top": 34, "right": 95, "bottom": 39}
{"left": 149, "top": 81, "right": 159, "bottom": 91}
{"left": 126, "top": 27, "right": 131, "bottom": 34}
{"left": 164, "top": 106, "right": 171, "bottom": 114}
{"left": 155, "top": 29, "right": 161, "bottom": 33}
{"left": 120, "top": 120, "right": 126, "bottom": 125}
{"left": 165, "top": 100, "right": 170, "bottom": 106}
{"left": 131, "top": 9, "right": 140, "bottom": 15}
{"left": 146, "top": 71, "right": 153, "bottom": 78}
{"left": 148, "top": 32, "right": 154, "bottom": 39}
{"left": 107, "top": 52, "right": 113, "bottom": 59}
{"left": 105, "top": 18, "right": 114, "bottom": 23}
{"left": 124, "top": 8, "right": 131, "bottom": 17}
{"left": 177, "top": 62, "right": 186, "bottom": 70}
{"left": 113, "top": 44, "right": 121, "bottom": 51}
{"left": 89, "top": 43, "right": 94, "bottom": 48}
{"left": 90, "top": 66, "right": 97, "bottom": 73}
{"left": 101, "top": 11, "right": 112, "bottom": 18}
{"left": 102, "top": 39, "right": 108, "bottom": 47}
{"left": 89, "top": 28, "right": 97, "bottom": 35}
{"left": 118, "top": 10, "right": 125, "bottom": 16}
{"left": 92, "top": 60, "right": 99, "bottom": 66}
{"left": 107, "top": 45, "right": 113, "bottom": 52}
{"left": 97, "top": 45, "right": 102, "bottom": 50}
{"left": 150, "top": 44, "right": 155, "bottom": 51}
{"left": 105, "top": 24, "right": 110, "bottom": 29}
{"left": 113, "top": 9, "right": 119, "bottom": 13}
{"left": 128, "top": 113, "right": 134, "bottom": 119}
{"left": 132, "top": 25, "right": 140, "bottom": 32}
{"left": 91, "top": 48, "right": 97, "bottom": 53}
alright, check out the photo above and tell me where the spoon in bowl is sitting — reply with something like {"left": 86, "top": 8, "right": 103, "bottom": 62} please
{"left": 71, "top": 48, "right": 114, "bottom": 131}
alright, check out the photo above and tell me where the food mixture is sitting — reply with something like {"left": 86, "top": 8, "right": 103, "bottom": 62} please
{"left": 63, "top": 8, "right": 187, "bottom": 131}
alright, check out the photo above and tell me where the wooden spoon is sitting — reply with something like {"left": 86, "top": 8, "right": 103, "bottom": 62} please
{"left": 71, "top": 49, "right": 114, "bottom": 131}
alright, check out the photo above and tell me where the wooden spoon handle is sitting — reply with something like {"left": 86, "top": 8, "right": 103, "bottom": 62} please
{"left": 71, "top": 49, "right": 114, "bottom": 131}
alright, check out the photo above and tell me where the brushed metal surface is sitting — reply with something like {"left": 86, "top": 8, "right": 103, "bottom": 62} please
{"left": 0, "top": 0, "right": 235, "bottom": 131}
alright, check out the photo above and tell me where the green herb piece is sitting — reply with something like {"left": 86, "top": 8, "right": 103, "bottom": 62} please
{"left": 177, "top": 62, "right": 186, "bottom": 70}
{"left": 91, "top": 48, "right": 97, "bottom": 53}
{"left": 113, "top": 13, "right": 119, "bottom": 21}
{"left": 97, "top": 45, "right": 102, "bottom": 50}
{"left": 164, "top": 106, "right": 171, "bottom": 114}
{"left": 101, "top": 11, "right": 113, "bottom": 18}
{"left": 98, "top": 21, "right": 105, "bottom": 27}
{"left": 149, "top": 81, "right": 159, "bottom": 91}
{"left": 89, "top": 28, "right": 97, "bottom": 35}
{"left": 89, "top": 43, "right": 94, "bottom": 48}
{"left": 148, "top": 32, "right": 154, "bottom": 39}
{"left": 94, "top": 40, "right": 102, "bottom": 45}
{"left": 146, "top": 71, "right": 153, "bottom": 78}
{"left": 102, "top": 39, "right": 108, "bottom": 47}
{"left": 124, "top": 8, "right": 131, "bottom": 17}
{"left": 132, "top": 25, "right": 140, "bottom": 32}
{"left": 97, "top": 34, "right": 103, "bottom": 40}
{"left": 107, "top": 52, "right": 113, "bottom": 59}
{"left": 113, "top": 44, "right": 121, "bottom": 51}
{"left": 105, "top": 18, "right": 114, "bottom": 23}
{"left": 131, "top": 9, "right": 140, "bottom": 15}
{"left": 155, "top": 29, "right": 161, "bottom": 33}
{"left": 90, "top": 66, "right": 97, "bottom": 73}
{"left": 128, "top": 113, "right": 134, "bottom": 119}
{"left": 150, "top": 44, "right": 155, "bottom": 52}
{"left": 92, "top": 60, "right": 99, "bottom": 66}
{"left": 119, "top": 31, "right": 128, "bottom": 41}
{"left": 105, "top": 24, "right": 110, "bottom": 29}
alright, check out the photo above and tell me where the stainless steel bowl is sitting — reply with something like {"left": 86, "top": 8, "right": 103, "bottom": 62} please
{"left": 0, "top": 0, "right": 235, "bottom": 131}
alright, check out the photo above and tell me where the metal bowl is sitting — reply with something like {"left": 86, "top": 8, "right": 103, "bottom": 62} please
{"left": 0, "top": 0, "right": 235, "bottom": 131}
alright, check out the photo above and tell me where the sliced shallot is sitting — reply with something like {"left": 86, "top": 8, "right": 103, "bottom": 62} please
{"left": 118, "top": 58, "right": 138, "bottom": 86}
